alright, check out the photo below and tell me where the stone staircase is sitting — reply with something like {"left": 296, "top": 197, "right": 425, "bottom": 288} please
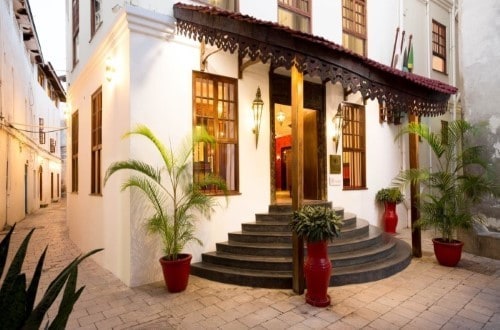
{"left": 190, "top": 202, "right": 412, "bottom": 288}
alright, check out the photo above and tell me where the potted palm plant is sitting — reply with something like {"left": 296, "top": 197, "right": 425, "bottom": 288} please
{"left": 394, "top": 120, "right": 497, "bottom": 266}
{"left": 290, "top": 205, "right": 343, "bottom": 307}
{"left": 104, "top": 125, "right": 227, "bottom": 292}
{"left": 375, "top": 187, "right": 404, "bottom": 234}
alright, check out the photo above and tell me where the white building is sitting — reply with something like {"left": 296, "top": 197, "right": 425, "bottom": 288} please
{"left": 0, "top": 0, "right": 66, "bottom": 230}
{"left": 66, "top": 0, "right": 458, "bottom": 287}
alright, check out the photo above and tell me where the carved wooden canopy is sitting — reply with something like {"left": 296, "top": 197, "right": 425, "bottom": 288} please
{"left": 173, "top": 3, "right": 458, "bottom": 117}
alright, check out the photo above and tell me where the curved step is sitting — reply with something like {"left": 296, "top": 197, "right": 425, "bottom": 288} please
{"left": 191, "top": 203, "right": 412, "bottom": 289}
{"left": 200, "top": 235, "right": 398, "bottom": 271}
{"left": 190, "top": 238, "right": 412, "bottom": 288}
{"left": 217, "top": 224, "right": 384, "bottom": 256}
{"left": 233, "top": 218, "right": 369, "bottom": 243}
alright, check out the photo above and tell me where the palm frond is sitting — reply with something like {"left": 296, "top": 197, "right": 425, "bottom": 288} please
{"left": 104, "top": 160, "right": 161, "bottom": 186}
{"left": 395, "top": 119, "right": 495, "bottom": 241}
{"left": 124, "top": 125, "right": 174, "bottom": 172}
{"left": 105, "top": 124, "right": 228, "bottom": 260}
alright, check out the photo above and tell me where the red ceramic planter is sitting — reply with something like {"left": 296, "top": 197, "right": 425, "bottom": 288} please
{"left": 304, "top": 241, "right": 332, "bottom": 307}
{"left": 432, "top": 238, "right": 464, "bottom": 267}
{"left": 159, "top": 253, "right": 192, "bottom": 293}
{"left": 383, "top": 202, "right": 398, "bottom": 234}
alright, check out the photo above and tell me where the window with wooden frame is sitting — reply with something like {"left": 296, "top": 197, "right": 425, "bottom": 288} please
{"left": 342, "top": 103, "right": 366, "bottom": 189}
{"left": 91, "top": 0, "right": 102, "bottom": 37}
{"left": 39, "top": 117, "right": 45, "bottom": 144}
{"left": 37, "top": 69, "right": 44, "bottom": 87}
{"left": 91, "top": 88, "right": 102, "bottom": 195}
{"left": 193, "top": 71, "right": 239, "bottom": 194}
{"left": 278, "top": 0, "right": 311, "bottom": 33}
{"left": 342, "top": 0, "right": 367, "bottom": 56}
{"left": 72, "top": 0, "right": 79, "bottom": 67}
{"left": 50, "top": 138, "right": 56, "bottom": 153}
{"left": 432, "top": 20, "right": 446, "bottom": 73}
{"left": 72, "top": 111, "right": 79, "bottom": 193}
{"left": 195, "top": 0, "right": 238, "bottom": 11}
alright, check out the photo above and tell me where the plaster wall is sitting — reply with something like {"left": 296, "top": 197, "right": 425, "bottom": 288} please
{"left": 458, "top": 0, "right": 500, "bottom": 220}
{"left": 67, "top": 9, "right": 132, "bottom": 285}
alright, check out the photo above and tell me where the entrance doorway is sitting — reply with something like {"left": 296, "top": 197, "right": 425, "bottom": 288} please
{"left": 270, "top": 73, "right": 326, "bottom": 204}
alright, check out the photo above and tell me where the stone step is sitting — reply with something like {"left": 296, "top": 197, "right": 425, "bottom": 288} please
{"left": 254, "top": 211, "right": 356, "bottom": 227}
{"left": 231, "top": 218, "right": 369, "bottom": 243}
{"left": 256, "top": 206, "right": 345, "bottom": 223}
{"left": 190, "top": 238, "right": 412, "bottom": 289}
{"left": 216, "top": 225, "right": 383, "bottom": 256}
{"left": 190, "top": 202, "right": 412, "bottom": 289}
{"left": 199, "top": 237, "right": 397, "bottom": 271}
{"left": 267, "top": 201, "right": 335, "bottom": 214}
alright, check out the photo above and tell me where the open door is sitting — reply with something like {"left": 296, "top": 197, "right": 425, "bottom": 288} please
{"left": 270, "top": 73, "right": 326, "bottom": 204}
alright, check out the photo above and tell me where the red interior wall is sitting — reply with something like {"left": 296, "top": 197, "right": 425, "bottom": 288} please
{"left": 275, "top": 135, "right": 292, "bottom": 190}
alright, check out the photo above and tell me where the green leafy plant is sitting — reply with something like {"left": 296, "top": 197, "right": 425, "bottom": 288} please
{"left": 375, "top": 187, "right": 404, "bottom": 204}
{"left": 104, "top": 125, "right": 227, "bottom": 261}
{"left": 291, "top": 205, "right": 343, "bottom": 242}
{"left": 394, "top": 119, "right": 498, "bottom": 242}
{"left": 0, "top": 224, "right": 102, "bottom": 329}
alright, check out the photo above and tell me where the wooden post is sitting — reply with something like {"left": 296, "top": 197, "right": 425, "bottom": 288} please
{"left": 291, "top": 65, "right": 305, "bottom": 294}
{"left": 409, "top": 114, "right": 422, "bottom": 257}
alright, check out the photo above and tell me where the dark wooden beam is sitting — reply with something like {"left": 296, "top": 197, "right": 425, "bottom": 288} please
{"left": 291, "top": 65, "right": 305, "bottom": 294}
{"left": 409, "top": 114, "right": 422, "bottom": 257}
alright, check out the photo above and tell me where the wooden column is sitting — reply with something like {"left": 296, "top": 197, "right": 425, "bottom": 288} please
{"left": 409, "top": 114, "right": 422, "bottom": 257}
{"left": 291, "top": 65, "right": 305, "bottom": 294}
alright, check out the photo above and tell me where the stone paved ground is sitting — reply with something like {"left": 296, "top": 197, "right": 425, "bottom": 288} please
{"left": 2, "top": 200, "right": 499, "bottom": 329}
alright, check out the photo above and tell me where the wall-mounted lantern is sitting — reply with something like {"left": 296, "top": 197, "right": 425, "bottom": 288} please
{"left": 332, "top": 105, "right": 344, "bottom": 154}
{"left": 252, "top": 87, "right": 264, "bottom": 148}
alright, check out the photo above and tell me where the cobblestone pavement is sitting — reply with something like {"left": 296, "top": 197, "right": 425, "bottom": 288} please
{"left": 2, "top": 200, "right": 499, "bottom": 329}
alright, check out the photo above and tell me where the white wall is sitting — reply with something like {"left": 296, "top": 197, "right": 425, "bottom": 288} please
{"left": 458, "top": 0, "right": 500, "bottom": 219}
{"left": 0, "top": 0, "right": 64, "bottom": 229}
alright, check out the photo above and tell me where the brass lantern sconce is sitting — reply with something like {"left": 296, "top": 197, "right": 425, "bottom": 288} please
{"left": 105, "top": 56, "right": 116, "bottom": 82}
{"left": 252, "top": 87, "right": 264, "bottom": 148}
{"left": 332, "top": 105, "right": 344, "bottom": 154}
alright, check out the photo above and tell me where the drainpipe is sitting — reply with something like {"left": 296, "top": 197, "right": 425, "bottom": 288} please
{"left": 450, "top": 0, "right": 458, "bottom": 121}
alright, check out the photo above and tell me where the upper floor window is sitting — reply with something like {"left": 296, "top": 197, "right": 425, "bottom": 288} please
{"left": 72, "top": 0, "right": 79, "bottom": 67}
{"left": 196, "top": 0, "right": 238, "bottom": 11}
{"left": 39, "top": 117, "right": 45, "bottom": 144}
{"left": 342, "top": 103, "right": 366, "bottom": 190}
{"left": 278, "top": 0, "right": 311, "bottom": 33}
{"left": 432, "top": 20, "right": 446, "bottom": 73}
{"left": 193, "top": 71, "right": 239, "bottom": 194}
{"left": 91, "top": 0, "right": 102, "bottom": 37}
{"left": 91, "top": 88, "right": 102, "bottom": 195}
{"left": 342, "top": 0, "right": 366, "bottom": 56}
{"left": 50, "top": 138, "right": 56, "bottom": 153}
{"left": 37, "top": 69, "right": 45, "bottom": 87}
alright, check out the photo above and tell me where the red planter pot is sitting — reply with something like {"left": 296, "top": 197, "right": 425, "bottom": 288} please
{"left": 383, "top": 202, "right": 398, "bottom": 234}
{"left": 432, "top": 238, "right": 464, "bottom": 267}
{"left": 159, "top": 253, "right": 192, "bottom": 293}
{"left": 304, "top": 241, "right": 332, "bottom": 307}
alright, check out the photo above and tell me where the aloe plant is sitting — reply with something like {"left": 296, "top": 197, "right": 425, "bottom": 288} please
{"left": 291, "top": 205, "right": 343, "bottom": 242}
{"left": 0, "top": 224, "right": 102, "bottom": 329}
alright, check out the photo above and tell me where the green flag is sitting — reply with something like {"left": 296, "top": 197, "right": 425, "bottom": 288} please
{"left": 407, "top": 43, "right": 414, "bottom": 72}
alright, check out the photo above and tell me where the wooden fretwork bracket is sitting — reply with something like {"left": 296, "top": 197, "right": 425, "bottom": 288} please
{"left": 200, "top": 41, "right": 222, "bottom": 72}
{"left": 238, "top": 54, "right": 259, "bottom": 79}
